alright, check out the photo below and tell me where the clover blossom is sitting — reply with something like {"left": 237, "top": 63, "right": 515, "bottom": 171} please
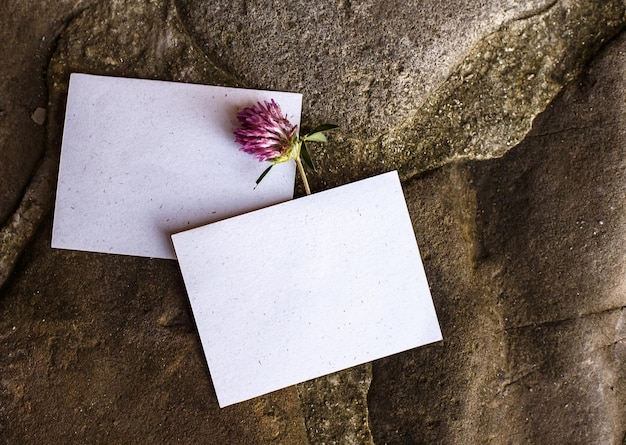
{"left": 234, "top": 99, "right": 337, "bottom": 195}
{"left": 234, "top": 99, "right": 298, "bottom": 162}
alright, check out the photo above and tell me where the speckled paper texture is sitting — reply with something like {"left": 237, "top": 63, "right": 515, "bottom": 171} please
{"left": 172, "top": 171, "right": 442, "bottom": 407}
{"left": 52, "top": 73, "right": 300, "bottom": 259}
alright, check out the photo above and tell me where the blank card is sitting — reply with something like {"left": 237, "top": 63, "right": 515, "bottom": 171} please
{"left": 52, "top": 73, "right": 300, "bottom": 259}
{"left": 172, "top": 171, "right": 442, "bottom": 407}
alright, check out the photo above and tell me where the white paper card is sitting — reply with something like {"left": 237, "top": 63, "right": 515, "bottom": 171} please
{"left": 52, "top": 73, "right": 300, "bottom": 259}
{"left": 172, "top": 171, "right": 442, "bottom": 407}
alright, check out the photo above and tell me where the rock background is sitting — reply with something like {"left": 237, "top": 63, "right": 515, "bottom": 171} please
{"left": 370, "top": 30, "right": 626, "bottom": 443}
{"left": 0, "top": 0, "right": 624, "bottom": 443}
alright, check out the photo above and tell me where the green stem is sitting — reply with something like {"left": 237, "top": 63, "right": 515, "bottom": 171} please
{"left": 295, "top": 157, "right": 311, "bottom": 195}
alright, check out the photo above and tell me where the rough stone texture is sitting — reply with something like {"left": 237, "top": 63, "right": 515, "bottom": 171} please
{"left": 298, "top": 364, "right": 373, "bottom": 444}
{"left": 369, "top": 31, "right": 626, "bottom": 444}
{"left": 175, "top": 0, "right": 624, "bottom": 189}
{"left": 0, "top": 1, "right": 89, "bottom": 225}
{"left": 0, "top": 0, "right": 625, "bottom": 443}
{"left": 2, "top": 1, "right": 310, "bottom": 443}
{"left": 388, "top": 0, "right": 625, "bottom": 179}
{"left": 175, "top": 0, "right": 553, "bottom": 138}
{"left": 0, "top": 1, "right": 94, "bottom": 287}
{"left": 0, "top": 235, "right": 309, "bottom": 444}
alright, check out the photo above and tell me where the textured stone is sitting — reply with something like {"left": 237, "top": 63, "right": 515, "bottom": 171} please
{"left": 387, "top": 0, "right": 625, "bottom": 179}
{"left": 298, "top": 364, "right": 373, "bottom": 445}
{"left": 175, "top": 0, "right": 624, "bottom": 189}
{"left": 175, "top": 0, "right": 560, "bottom": 138}
{"left": 0, "top": 1, "right": 94, "bottom": 287}
{"left": 1, "top": 0, "right": 309, "bottom": 443}
{"left": 368, "top": 30, "right": 626, "bottom": 444}
{"left": 0, "top": 0, "right": 625, "bottom": 443}
{"left": 0, "top": 1, "right": 94, "bottom": 224}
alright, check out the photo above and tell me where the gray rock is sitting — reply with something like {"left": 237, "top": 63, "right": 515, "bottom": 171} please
{"left": 369, "top": 30, "right": 626, "bottom": 444}
{"left": 387, "top": 0, "right": 626, "bottom": 180}
{"left": 298, "top": 364, "right": 373, "bottom": 445}
{"left": 176, "top": 0, "right": 624, "bottom": 189}
{"left": 0, "top": 0, "right": 624, "bottom": 443}
{"left": 1, "top": 0, "right": 310, "bottom": 443}
{"left": 0, "top": 1, "right": 94, "bottom": 286}
{"left": 0, "top": 0, "right": 237, "bottom": 290}
{"left": 176, "top": 0, "right": 553, "bottom": 138}
{"left": 0, "top": 1, "right": 93, "bottom": 225}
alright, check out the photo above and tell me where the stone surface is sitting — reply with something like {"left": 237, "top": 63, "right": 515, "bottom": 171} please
{"left": 0, "top": 0, "right": 625, "bottom": 443}
{"left": 0, "top": 1, "right": 94, "bottom": 287}
{"left": 298, "top": 364, "right": 373, "bottom": 444}
{"left": 176, "top": 0, "right": 624, "bottom": 189}
{"left": 175, "top": 0, "right": 552, "bottom": 138}
{"left": 0, "top": 1, "right": 89, "bottom": 225}
{"left": 368, "top": 30, "right": 626, "bottom": 444}
{"left": 0, "top": 233, "right": 309, "bottom": 443}
{"left": 387, "top": 0, "right": 625, "bottom": 179}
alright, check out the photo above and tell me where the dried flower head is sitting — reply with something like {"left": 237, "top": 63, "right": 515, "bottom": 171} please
{"left": 234, "top": 99, "right": 337, "bottom": 194}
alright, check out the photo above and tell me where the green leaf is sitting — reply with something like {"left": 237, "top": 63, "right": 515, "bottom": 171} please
{"left": 255, "top": 165, "right": 273, "bottom": 188}
{"left": 308, "top": 123, "right": 339, "bottom": 134}
{"left": 303, "top": 131, "right": 327, "bottom": 143}
{"left": 300, "top": 141, "right": 316, "bottom": 171}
